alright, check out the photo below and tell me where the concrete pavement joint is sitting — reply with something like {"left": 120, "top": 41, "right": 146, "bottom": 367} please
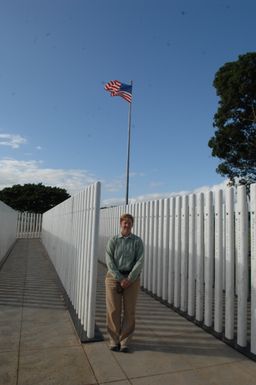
{"left": 18, "top": 343, "right": 82, "bottom": 352}
{"left": 106, "top": 342, "right": 133, "bottom": 385}
{"left": 108, "top": 367, "right": 196, "bottom": 383}
{"left": 81, "top": 342, "right": 100, "bottom": 385}
{"left": 98, "top": 380, "right": 133, "bottom": 385}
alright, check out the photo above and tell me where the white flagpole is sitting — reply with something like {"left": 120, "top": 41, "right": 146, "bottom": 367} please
{"left": 125, "top": 80, "right": 133, "bottom": 205}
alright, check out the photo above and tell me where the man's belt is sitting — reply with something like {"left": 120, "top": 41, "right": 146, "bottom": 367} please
{"left": 119, "top": 270, "right": 131, "bottom": 275}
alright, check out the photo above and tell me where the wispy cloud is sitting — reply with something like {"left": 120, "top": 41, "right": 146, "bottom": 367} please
{"left": 0, "top": 158, "right": 146, "bottom": 198}
{"left": 102, "top": 181, "right": 229, "bottom": 206}
{"left": 104, "top": 172, "right": 145, "bottom": 193}
{"left": 0, "top": 158, "right": 97, "bottom": 194}
{"left": 0, "top": 157, "right": 228, "bottom": 206}
{"left": 149, "top": 181, "right": 165, "bottom": 188}
{"left": 104, "top": 177, "right": 124, "bottom": 192}
{"left": 192, "top": 180, "right": 229, "bottom": 194}
{"left": 0, "top": 134, "right": 27, "bottom": 148}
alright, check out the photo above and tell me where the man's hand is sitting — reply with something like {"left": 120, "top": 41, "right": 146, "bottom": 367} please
{"left": 120, "top": 278, "right": 131, "bottom": 289}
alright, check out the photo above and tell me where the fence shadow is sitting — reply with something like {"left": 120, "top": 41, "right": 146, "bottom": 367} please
{"left": 0, "top": 239, "right": 66, "bottom": 310}
{"left": 95, "top": 262, "right": 246, "bottom": 358}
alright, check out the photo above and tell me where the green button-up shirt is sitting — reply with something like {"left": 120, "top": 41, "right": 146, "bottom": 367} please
{"left": 105, "top": 233, "right": 144, "bottom": 282}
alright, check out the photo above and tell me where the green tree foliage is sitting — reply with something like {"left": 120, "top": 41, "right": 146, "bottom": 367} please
{"left": 208, "top": 52, "right": 256, "bottom": 186}
{"left": 0, "top": 183, "right": 70, "bottom": 213}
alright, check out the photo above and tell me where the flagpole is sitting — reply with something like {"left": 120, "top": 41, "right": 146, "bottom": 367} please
{"left": 125, "top": 80, "right": 132, "bottom": 205}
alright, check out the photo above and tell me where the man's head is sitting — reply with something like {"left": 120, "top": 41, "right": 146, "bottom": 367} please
{"left": 120, "top": 213, "right": 134, "bottom": 236}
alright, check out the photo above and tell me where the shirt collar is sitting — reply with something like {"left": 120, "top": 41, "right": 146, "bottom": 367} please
{"left": 118, "top": 233, "right": 134, "bottom": 239}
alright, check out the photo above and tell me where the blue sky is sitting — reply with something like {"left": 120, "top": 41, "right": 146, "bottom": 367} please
{"left": 0, "top": 0, "right": 255, "bottom": 204}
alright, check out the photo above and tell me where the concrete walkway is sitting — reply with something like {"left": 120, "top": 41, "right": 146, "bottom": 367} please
{"left": 1, "top": 239, "right": 256, "bottom": 385}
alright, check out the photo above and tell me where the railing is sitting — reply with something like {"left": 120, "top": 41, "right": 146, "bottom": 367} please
{"left": 16, "top": 212, "right": 42, "bottom": 238}
{"left": 0, "top": 201, "right": 17, "bottom": 265}
{"left": 41, "top": 182, "right": 101, "bottom": 340}
{"left": 98, "top": 184, "right": 256, "bottom": 358}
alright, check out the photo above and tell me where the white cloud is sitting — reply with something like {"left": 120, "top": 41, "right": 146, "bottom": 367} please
{"left": 0, "top": 134, "right": 27, "bottom": 148}
{"left": 0, "top": 157, "right": 229, "bottom": 206}
{"left": 193, "top": 180, "right": 229, "bottom": 194}
{"left": 149, "top": 181, "right": 165, "bottom": 188}
{"left": 0, "top": 158, "right": 97, "bottom": 194}
{"left": 102, "top": 181, "right": 229, "bottom": 206}
{"left": 130, "top": 171, "right": 145, "bottom": 177}
{"left": 104, "top": 178, "right": 124, "bottom": 192}
{"left": 36, "top": 146, "right": 42, "bottom": 150}
{"left": 104, "top": 172, "right": 145, "bottom": 193}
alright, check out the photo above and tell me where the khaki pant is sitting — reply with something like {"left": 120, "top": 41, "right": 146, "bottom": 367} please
{"left": 105, "top": 272, "right": 140, "bottom": 348}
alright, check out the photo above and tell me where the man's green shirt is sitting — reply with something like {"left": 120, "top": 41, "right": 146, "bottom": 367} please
{"left": 105, "top": 233, "right": 144, "bottom": 282}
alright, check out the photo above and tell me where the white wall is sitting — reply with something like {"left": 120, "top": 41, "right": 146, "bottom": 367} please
{"left": 99, "top": 185, "right": 256, "bottom": 355}
{"left": 0, "top": 201, "right": 18, "bottom": 264}
{"left": 41, "top": 182, "right": 101, "bottom": 339}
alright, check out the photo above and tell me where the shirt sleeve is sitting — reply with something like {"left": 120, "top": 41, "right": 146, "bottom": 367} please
{"left": 128, "top": 238, "right": 144, "bottom": 282}
{"left": 105, "top": 237, "right": 123, "bottom": 281}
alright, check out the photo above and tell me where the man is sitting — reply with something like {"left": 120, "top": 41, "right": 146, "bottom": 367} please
{"left": 105, "top": 213, "right": 144, "bottom": 352}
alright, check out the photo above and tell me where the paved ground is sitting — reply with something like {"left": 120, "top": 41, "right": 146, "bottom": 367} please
{"left": 1, "top": 239, "right": 256, "bottom": 385}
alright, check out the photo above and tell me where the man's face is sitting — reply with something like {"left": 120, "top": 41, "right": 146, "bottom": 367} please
{"left": 120, "top": 218, "right": 133, "bottom": 236}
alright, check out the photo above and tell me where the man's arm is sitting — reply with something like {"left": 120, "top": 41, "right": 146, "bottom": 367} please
{"left": 128, "top": 238, "right": 144, "bottom": 282}
{"left": 105, "top": 237, "right": 123, "bottom": 281}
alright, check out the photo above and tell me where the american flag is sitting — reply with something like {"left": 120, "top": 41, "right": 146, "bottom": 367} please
{"left": 104, "top": 80, "right": 132, "bottom": 103}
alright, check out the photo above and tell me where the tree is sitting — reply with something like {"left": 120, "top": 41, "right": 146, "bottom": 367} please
{"left": 0, "top": 183, "right": 70, "bottom": 213}
{"left": 208, "top": 52, "right": 256, "bottom": 186}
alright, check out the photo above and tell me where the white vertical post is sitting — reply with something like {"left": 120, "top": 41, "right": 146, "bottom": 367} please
{"left": 152, "top": 200, "right": 159, "bottom": 295}
{"left": 157, "top": 199, "right": 164, "bottom": 298}
{"left": 180, "top": 195, "right": 189, "bottom": 312}
{"left": 174, "top": 196, "right": 181, "bottom": 308}
{"left": 222, "top": 201, "right": 226, "bottom": 291}
{"left": 134, "top": 202, "right": 139, "bottom": 236}
{"left": 16, "top": 212, "right": 20, "bottom": 238}
{"left": 73, "top": 192, "right": 80, "bottom": 310}
{"left": 87, "top": 182, "right": 101, "bottom": 338}
{"left": 162, "top": 198, "right": 170, "bottom": 301}
{"left": 67, "top": 197, "right": 74, "bottom": 297}
{"left": 32, "top": 213, "right": 36, "bottom": 237}
{"left": 143, "top": 201, "right": 150, "bottom": 290}
{"left": 36, "top": 213, "right": 39, "bottom": 236}
{"left": 147, "top": 201, "right": 154, "bottom": 292}
{"left": 24, "top": 212, "right": 28, "bottom": 238}
{"left": 250, "top": 183, "right": 256, "bottom": 354}
{"left": 168, "top": 197, "right": 175, "bottom": 305}
{"left": 76, "top": 192, "right": 83, "bottom": 316}
{"left": 188, "top": 194, "right": 196, "bottom": 317}
{"left": 33, "top": 213, "right": 37, "bottom": 237}
{"left": 28, "top": 213, "right": 32, "bottom": 238}
{"left": 140, "top": 202, "right": 146, "bottom": 285}
{"left": 19, "top": 212, "right": 22, "bottom": 237}
{"left": 78, "top": 191, "right": 86, "bottom": 320}
{"left": 30, "top": 212, "right": 33, "bottom": 238}
{"left": 214, "top": 189, "right": 224, "bottom": 333}
{"left": 83, "top": 187, "right": 92, "bottom": 330}
{"left": 225, "top": 187, "right": 235, "bottom": 340}
{"left": 196, "top": 193, "right": 204, "bottom": 322}
{"left": 204, "top": 191, "right": 214, "bottom": 327}
{"left": 139, "top": 202, "right": 142, "bottom": 235}
{"left": 237, "top": 185, "right": 248, "bottom": 347}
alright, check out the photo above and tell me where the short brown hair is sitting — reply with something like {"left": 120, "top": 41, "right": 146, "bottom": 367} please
{"left": 120, "top": 213, "right": 134, "bottom": 224}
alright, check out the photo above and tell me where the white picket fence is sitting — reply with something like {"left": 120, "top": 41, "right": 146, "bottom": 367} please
{"left": 0, "top": 201, "right": 18, "bottom": 264}
{"left": 16, "top": 212, "right": 42, "bottom": 238}
{"left": 41, "top": 182, "right": 101, "bottom": 339}
{"left": 99, "top": 184, "right": 256, "bottom": 356}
